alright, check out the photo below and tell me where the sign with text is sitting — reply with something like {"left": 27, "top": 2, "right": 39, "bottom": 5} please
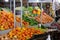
{"left": 28, "top": 0, "right": 52, "bottom": 3}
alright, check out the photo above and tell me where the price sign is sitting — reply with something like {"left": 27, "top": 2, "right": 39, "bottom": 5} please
{"left": 28, "top": 0, "right": 52, "bottom": 3}
{"left": 39, "top": 0, "right": 52, "bottom": 2}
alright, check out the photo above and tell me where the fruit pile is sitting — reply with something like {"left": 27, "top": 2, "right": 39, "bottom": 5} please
{"left": 22, "top": 20, "right": 29, "bottom": 27}
{"left": 35, "top": 11, "right": 54, "bottom": 24}
{"left": 32, "top": 9, "right": 41, "bottom": 15}
{"left": 0, "top": 10, "right": 21, "bottom": 30}
{"left": 8, "top": 27, "right": 43, "bottom": 40}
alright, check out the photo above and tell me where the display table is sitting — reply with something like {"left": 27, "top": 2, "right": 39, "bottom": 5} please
{"left": 29, "top": 29, "right": 58, "bottom": 40}
{"left": 0, "top": 29, "right": 59, "bottom": 40}
{"left": 46, "top": 29, "right": 58, "bottom": 40}
{"left": 50, "top": 30, "right": 60, "bottom": 40}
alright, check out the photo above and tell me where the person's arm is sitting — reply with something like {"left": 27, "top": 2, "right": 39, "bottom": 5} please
{"left": 56, "top": 10, "right": 57, "bottom": 16}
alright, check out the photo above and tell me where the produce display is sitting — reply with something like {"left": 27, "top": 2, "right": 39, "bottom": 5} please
{"left": 7, "top": 26, "right": 45, "bottom": 40}
{"left": 0, "top": 3, "right": 54, "bottom": 40}
{"left": 22, "top": 14, "right": 38, "bottom": 26}
{"left": 0, "top": 0, "right": 56, "bottom": 40}
{"left": 35, "top": 11, "right": 54, "bottom": 24}
{"left": 22, "top": 6, "right": 54, "bottom": 26}
{"left": 0, "top": 8, "right": 21, "bottom": 31}
{"left": 0, "top": 7, "right": 53, "bottom": 30}
{"left": 22, "top": 7, "right": 41, "bottom": 26}
{"left": 0, "top": 26, "right": 46, "bottom": 40}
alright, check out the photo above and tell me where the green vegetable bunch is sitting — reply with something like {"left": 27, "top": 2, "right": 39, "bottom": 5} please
{"left": 22, "top": 14, "right": 38, "bottom": 26}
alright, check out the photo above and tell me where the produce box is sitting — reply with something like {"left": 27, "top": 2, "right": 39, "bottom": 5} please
{"left": 42, "top": 20, "right": 54, "bottom": 27}
{"left": 0, "top": 29, "right": 11, "bottom": 35}
{"left": 0, "top": 8, "right": 21, "bottom": 35}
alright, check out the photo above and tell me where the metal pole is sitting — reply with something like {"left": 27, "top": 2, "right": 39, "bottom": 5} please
{"left": 13, "top": 0, "right": 16, "bottom": 27}
{"left": 20, "top": 0, "right": 22, "bottom": 27}
{"left": 55, "top": 0, "right": 58, "bottom": 29}
{"left": 27, "top": 0, "right": 29, "bottom": 8}
{"left": 40, "top": 2, "right": 43, "bottom": 26}
{"left": 10, "top": 0, "right": 12, "bottom": 10}
{"left": 38, "top": 2, "right": 43, "bottom": 28}
{"left": 55, "top": 0, "right": 56, "bottom": 17}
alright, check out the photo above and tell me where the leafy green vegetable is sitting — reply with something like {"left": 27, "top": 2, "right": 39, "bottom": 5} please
{"left": 41, "top": 25, "right": 46, "bottom": 29}
{"left": 22, "top": 14, "right": 38, "bottom": 26}
{"left": 27, "top": 7, "right": 33, "bottom": 12}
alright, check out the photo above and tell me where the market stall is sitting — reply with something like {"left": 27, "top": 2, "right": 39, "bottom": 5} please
{"left": 0, "top": 0, "right": 60, "bottom": 40}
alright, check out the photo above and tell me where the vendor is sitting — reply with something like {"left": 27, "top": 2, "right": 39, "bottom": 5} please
{"left": 55, "top": 3, "right": 60, "bottom": 22}
{"left": 55, "top": 9, "right": 60, "bottom": 22}
{"left": 56, "top": 9, "right": 60, "bottom": 16}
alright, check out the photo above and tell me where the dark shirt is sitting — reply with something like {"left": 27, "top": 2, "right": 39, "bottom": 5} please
{"left": 55, "top": 9, "right": 60, "bottom": 22}
{"left": 56, "top": 9, "right": 60, "bottom": 16}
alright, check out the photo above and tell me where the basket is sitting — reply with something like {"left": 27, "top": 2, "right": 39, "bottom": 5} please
{"left": 42, "top": 19, "right": 54, "bottom": 27}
